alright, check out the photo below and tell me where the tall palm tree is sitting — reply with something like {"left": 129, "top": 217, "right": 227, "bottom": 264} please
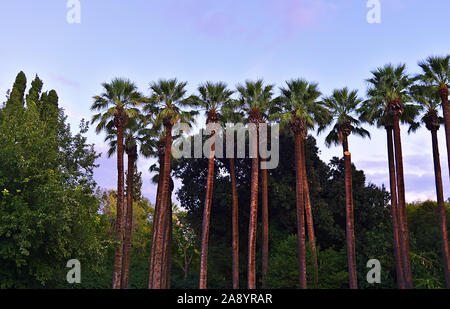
{"left": 221, "top": 104, "right": 245, "bottom": 289}
{"left": 319, "top": 87, "right": 370, "bottom": 289}
{"left": 91, "top": 78, "right": 143, "bottom": 289}
{"left": 144, "top": 127, "right": 166, "bottom": 289}
{"left": 418, "top": 55, "right": 450, "bottom": 179}
{"left": 186, "top": 82, "right": 234, "bottom": 289}
{"left": 362, "top": 64, "right": 415, "bottom": 288}
{"left": 276, "top": 79, "right": 324, "bottom": 288}
{"left": 104, "top": 116, "right": 152, "bottom": 288}
{"left": 144, "top": 79, "right": 197, "bottom": 289}
{"left": 410, "top": 84, "right": 450, "bottom": 288}
{"left": 146, "top": 128, "right": 173, "bottom": 289}
{"left": 236, "top": 79, "right": 274, "bottom": 289}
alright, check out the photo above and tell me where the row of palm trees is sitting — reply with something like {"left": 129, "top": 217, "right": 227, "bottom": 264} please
{"left": 90, "top": 55, "right": 450, "bottom": 289}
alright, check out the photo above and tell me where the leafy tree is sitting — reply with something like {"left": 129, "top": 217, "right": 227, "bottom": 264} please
{"left": 0, "top": 73, "right": 108, "bottom": 288}
{"left": 5, "top": 71, "right": 26, "bottom": 110}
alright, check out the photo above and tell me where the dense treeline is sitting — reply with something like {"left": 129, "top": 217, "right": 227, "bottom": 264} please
{"left": 1, "top": 54, "right": 450, "bottom": 289}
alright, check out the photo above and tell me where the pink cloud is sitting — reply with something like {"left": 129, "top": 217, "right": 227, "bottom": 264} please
{"left": 264, "top": 0, "right": 337, "bottom": 34}
{"left": 161, "top": 0, "right": 336, "bottom": 41}
{"left": 48, "top": 74, "right": 80, "bottom": 87}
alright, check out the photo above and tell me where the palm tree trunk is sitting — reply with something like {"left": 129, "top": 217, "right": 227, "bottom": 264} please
{"left": 161, "top": 184, "right": 173, "bottom": 289}
{"left": 294, "top": 133, "right": 307, "bottom": 289}
{"left": 199, "top": 133, "right": 216, "bottom": 289}
{"left": 342, "top": 136, "right": 357, "bottom": 289}
{"left": 230, "top": 158, "right": 239, "bottom": 289}
{"left": 301, "top": 138, "right": 318, "bottom": 287}
{"left": 121, "top": 153, "right": 135, "bottom": 289}
{"left": 152, "top": 125, "right": 173, "bottom": 289}
{"left": 386, "top": 127, "right": 405, "bottom": 289}
{"left": 112, "top": 114, "right": 125, "bottom": 289}
{"left": 148, "top": 152, "right": 164, "bottom": 288}
{"left": 247, "top": 127, "right": 259, "bottom": 289}
{"left": 430, "top": 128, "right": 450, "bottom": 288}
{"left": 167, "top": 193, "right": 173, "bottom": 289}
{"left": 261, "top": 159, "right": 269, "bottom": 288}
{"left": 439, "top": 85, "right": 450, "bottom": 180}
{"left": 392, "top": 117, "right": 413, "bottom": 288}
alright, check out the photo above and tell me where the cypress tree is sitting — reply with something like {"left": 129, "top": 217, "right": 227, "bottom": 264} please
{"left": 26, "top": 75, "right": 44, "bottom": 108}
{"left": 6, "top": 71, "right": 27, "bottom": 109}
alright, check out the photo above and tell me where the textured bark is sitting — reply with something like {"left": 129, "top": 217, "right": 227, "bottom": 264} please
{"left": 112, "top": 109, "right": 126, "bottom": 289}
{"left": 161, "top": 184, "right": 173, "bottom": 289}
{"left": 121, "top": 149, "right": 136, "bottom": 289}
{"left": 439, "top": 85, "right": 450, "bottom": 181}
{"left": 430, "top": 129, "right": 450, "bottom": 288}
{"left": 342, "top": 136, "right": 357, "bottom": 289}
{"left": 386, "top": 127, "right": 405, "bottom": 289}
{"left": 261, "top": 159, "right": 269, "bottom": 288}
{"left": 148, "top": 146, "right": 164, "bottom": 288}
{"left": 247, "top": 124, "right": 259, "bottom": 289}
{"left": 301, "top": 138, "right": 318, "bottom": 286}
{"left": 167, "top": 198, "right": 173, "bottom": 289}
{"left": 392, "top": 116, "right": 413, "bottom": 288}
{"left": 230, "top": 158, "right": 239, "bottom": 289}
{"left": 151, "top": 124, "right": 173, "bottom": 289}
{"left": 199, "top": 132, "right": 216, "bottom": 289}
{"left": 294, "top": 133, "right": 307, "bottom": 289}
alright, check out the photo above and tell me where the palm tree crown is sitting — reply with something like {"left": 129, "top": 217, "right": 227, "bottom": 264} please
{"left": 319, "top": 87, "right": 370, "bottom": 146}
{"left": 91, "top": 78, "right": 143, "bottom": 132}
{"left": 409, "top": 84, "right": 443, "bottom": 132}
{"left": 418, "top": 55, "right": 450, "bottom": 88}
{"left": 236, "top": 79, "right": 274, "bottom": 123}
{"left": 275, "top": 78, "right": 326, "bottom": 132}
{"left": 193, "top": 81, "right": 235, "bottom": 123}
{"left": 146, "top": 79, "right": 197, "bottom": 127}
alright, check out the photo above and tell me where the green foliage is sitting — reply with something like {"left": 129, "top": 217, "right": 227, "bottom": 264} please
{"left": 0, "top": 73, "right": 110, "bottom": 288}
{"left": 266, "top": 235, "right": 348, "bottom": 289}
{"left": 5, "top": 71, "right": 27, "bottom": 109}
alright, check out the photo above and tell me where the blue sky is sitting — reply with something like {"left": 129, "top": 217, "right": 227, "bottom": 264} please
{"left": 1, "top": 0, "right": 449, "bottom": 203}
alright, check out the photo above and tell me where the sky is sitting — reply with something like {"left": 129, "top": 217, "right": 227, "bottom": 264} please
{"left": 0, "top": 0, "right": 449, "bottom": 203}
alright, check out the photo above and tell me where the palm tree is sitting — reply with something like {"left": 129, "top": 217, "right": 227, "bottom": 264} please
{"left": 144, "top": 79, "right": 196, "bottom": 289}
{"left": 186, "top": 82, "right": 234, "bottom": 289}
{"left": 410, "top": 84, "right": 450, "bottom": 288}
{"left": 104, "top": 116, "right": 152, "bottom": 288}
{"left": 319, "top": 87, "right": 370, "bottom": 289}
{"left": 91, "top": 78, "right": 143, "bottom": 289}
{"left": 146, "top": 128, "right": 173, "bottom": 289}
{"left": 236, "top": 79, "right": 274, "bottom": 289}
{"left": 221, "top": 104, "right": 244, "bottom": 289}
{"left": 418, "top": 55, "right": 450, "bottom": 179}
{"left": 276, "top": 79, "right": 324, "bottom": 288}
{"left": 362, "top": 64, "right": 415, "bottom": 288}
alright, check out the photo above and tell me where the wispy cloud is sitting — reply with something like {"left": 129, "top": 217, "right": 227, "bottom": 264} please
{"left": 355, "top": 153, "right": 450, "bottom": 203}
{"left": 263, "top": 0, "right": 337, "bottom": 34}
{"left": 162, "top": 0, "right": 336, "bottom": 41}
{"left": 48, "top": 74, "right": 80, "bottom": 87}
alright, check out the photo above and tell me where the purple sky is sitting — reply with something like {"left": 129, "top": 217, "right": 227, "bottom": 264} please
{"left": 1, "top": 0, "right": 449, "bottom": 204}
